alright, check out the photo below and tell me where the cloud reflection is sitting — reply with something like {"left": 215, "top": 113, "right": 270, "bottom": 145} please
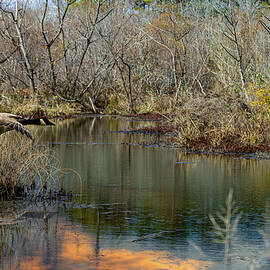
{"left": 7, "top": 219, "right": 213, "bottom": 270}
{"left": 60, "top": 228, "right": 213, "bottom": 270}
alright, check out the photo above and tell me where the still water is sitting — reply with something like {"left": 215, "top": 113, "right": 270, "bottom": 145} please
{"left": 1, "top": 116, "right": 270, "bottom": 270}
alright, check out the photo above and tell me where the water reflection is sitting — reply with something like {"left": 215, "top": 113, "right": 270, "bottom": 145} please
{"left": 1, "top": 116, "right": 270, "bottom": 269}
{"left": 0, "top": 203, "right": 212, "bottom": 270}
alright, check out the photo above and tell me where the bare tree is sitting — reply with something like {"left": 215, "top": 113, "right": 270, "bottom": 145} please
{"left": 259, "top": 10, "right": 270, "bottom": 35}
{"left": 70, "top": 0, "right": 113, "bottom": 95}
{"left": 213, "top": 1, "right": 256, "bottom": 98}
{"left": 0, "top": 0, "right": 36, "bottom": 93}
{"left": 40, "top": 0, "right": 75, "bottom": 93}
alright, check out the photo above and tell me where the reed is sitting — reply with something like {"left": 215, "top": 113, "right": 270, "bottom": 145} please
{"left": 0, "top": 132, "right": 59, "bottom": 199}
{"left": 210, "top": 190, "right": 242, "bottom": 269}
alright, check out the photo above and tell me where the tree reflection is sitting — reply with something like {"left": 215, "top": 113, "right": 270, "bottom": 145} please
{"left": 0, "top": 201, "right": 213, "bottom": 270}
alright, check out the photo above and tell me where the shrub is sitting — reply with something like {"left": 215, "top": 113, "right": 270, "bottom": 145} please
{"left": 246, "top": 74, "right": 270, "bottom": 114}
{"left": 0, "top": 132, "right": 59, "bottom": 199}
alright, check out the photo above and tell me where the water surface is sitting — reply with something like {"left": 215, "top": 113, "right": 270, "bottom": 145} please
{"left": 1, "top": 116, "right": 270, "bottom": 270}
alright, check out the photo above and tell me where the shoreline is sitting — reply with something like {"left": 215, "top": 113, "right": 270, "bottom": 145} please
{"left": 43, "top": 112, "right": 270, "bottom": 159}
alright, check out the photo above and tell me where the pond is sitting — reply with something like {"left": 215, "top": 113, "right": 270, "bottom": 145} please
{"left": 1, "top": 116, "right": 270, "bottom": 270}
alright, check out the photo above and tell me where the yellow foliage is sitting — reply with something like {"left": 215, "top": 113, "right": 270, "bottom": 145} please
{"left": 246, "top": 74, "right": 270, "bottom": 113}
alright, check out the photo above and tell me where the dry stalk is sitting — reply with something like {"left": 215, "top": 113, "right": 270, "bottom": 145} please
{"left": 174, "top": 96, "right": 270, "bottom": 152}
{"left": 0, "top": 132, "right": 60, "bottom": 199}
{"left": 210, "top": 189, "right": 242, "bottom": 269}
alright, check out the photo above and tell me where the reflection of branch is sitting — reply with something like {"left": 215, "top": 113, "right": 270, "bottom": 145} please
{"left": 132, "top": 231, "right": 169, "bottom": 242}
{"left": 0, "top": 220, "right": 23, "bottom": 225}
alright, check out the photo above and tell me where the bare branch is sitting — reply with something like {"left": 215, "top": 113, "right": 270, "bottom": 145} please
{"left": 0, "top": 47, "right": 18, "bottom": 64}
{"left": 260, "top": 20, "right": 270, "bottom": 35}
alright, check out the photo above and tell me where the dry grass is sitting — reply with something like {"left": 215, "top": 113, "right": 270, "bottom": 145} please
{"left": 0, "top": 88, "right": 84, "bottom": 117}
{"left": 101, "top": 92, "right": 270, "bottom": 153}
{"left": 101, "top": 93, "right": 176, "bottom": 115}
{"left": 0, "top": 132, "right": 60, "bottom": 199}
{"left": 210, "top": 190, "right": 242, "bottom": 268}
{"left": 173, "top": 96, "right": 270, "bottom": 153}
{"left": 136, "top": 94, "right": 175, "bottom": 115}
